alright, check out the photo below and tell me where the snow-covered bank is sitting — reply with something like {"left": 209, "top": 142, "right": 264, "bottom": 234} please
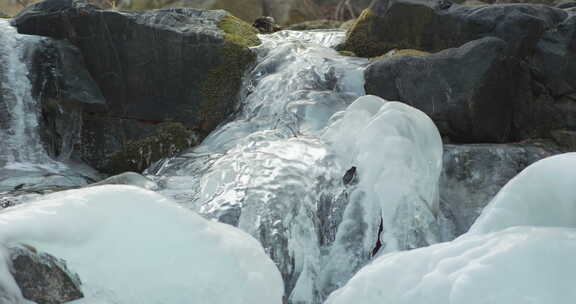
{"left": 326, "top": 153, "right": 576, "bottom": 304}
{"left": 0, "top": 185, "right": 284, "bottom": 304}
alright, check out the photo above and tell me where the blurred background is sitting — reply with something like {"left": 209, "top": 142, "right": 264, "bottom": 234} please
{"left": 0, "top": 0, "right": 374, "bottom": 25}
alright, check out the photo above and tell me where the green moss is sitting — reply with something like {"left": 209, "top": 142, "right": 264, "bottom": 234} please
{"left": 218, "top": 15, "right": 260, "bottom": 47}
{"left": 338, "top": 50, "right": 357, "bottom": 57}
{"left": 107, "top": 122, "right": 195, "bottom": 173}
{"left": 340, "top": 9, "right": 389, "bottom": 58}
{"left": 370, "top": 48, "right": 430, "bottom": 61}
{"left": 198, "top": 15, "right": 259, "bottom": 131}
{"left": 341, "top": 6, "right": 435, "bottom": 58}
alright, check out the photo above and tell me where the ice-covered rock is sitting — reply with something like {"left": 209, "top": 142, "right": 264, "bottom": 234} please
{"left": 325, "top": 226, "right": 576, "bottom": 304}
{"left": 326, "top": 153, "right": 576, "bottom": 304}
{"left": 469, "top": 152, "right": 576, "bottom": 234}
{"left": 0, "top": 185, "right": 284, "bottom": 304}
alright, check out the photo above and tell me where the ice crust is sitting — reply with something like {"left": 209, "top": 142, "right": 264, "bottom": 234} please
{"left": 0, "top": 185, "right": 284, "bottom": 304}
{"left": 326, "top": 153, "right": 576, "bottom": 304}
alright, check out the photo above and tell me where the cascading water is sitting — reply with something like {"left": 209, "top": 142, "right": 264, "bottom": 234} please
{"left": 0, "top": 19, "right": 51, "bottom": 166}
{"left": 0, "top": 20, "right": 98, "bottom": 193}
{"left": 149, "top": 30, "right": 448, "bottom": 303}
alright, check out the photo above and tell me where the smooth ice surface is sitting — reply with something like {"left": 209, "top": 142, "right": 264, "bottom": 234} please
{"left": 326, "top": 153, "right": 576, "bottom": 304}
{"left": 469, "top": 153, "right": 576, "bottom": 234}
{"left": 0, "top": 186, "right": 284, "bottom": 304}
{"left": 325, "top": 226, "right": 576, "bottom": 304}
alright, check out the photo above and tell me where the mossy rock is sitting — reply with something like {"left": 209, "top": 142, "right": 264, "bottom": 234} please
{"left": 339, "top": 9, "right": 389, "bottom": 57}
{"left": 370, "top": 48, "right": 430, "bottom": 60}
{"left": 341, "top": 7, "right": 436, "bottom": 58}
{"left": 338, "top": 50, "right": 357, "bottom": 57}
{"left": 199, "top": 15, "right": 258, "bottom": 131}
{"left": 340, "top": 18, "right": 356, "bottom": 30}
{"left": 107, "top": 122, "right": 196, "bottom": 173}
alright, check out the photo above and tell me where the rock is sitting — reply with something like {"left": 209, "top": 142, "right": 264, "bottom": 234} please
{"left": 29, "top": 38, "right": 106, "bottom": 160}
{"left": 285, "top": 19, "right": 343, "bottom": 30}
{"left": 440, "top": 143, "right": 559, "bottom": 236}
{"left": 551, "top": 129, "right": 576, "bottom": 149}
{"left": 556, "top": 1, "right": 576, "bottom": 9}
{"left": 365, "top": 37, "right": 530, "bottom": 142}
{"left": 342, "top": 0, "right": 567, "bottom": 58}
{"left": 8, "top": 244, "right": 83, "bottom": 304}
{"left": 253, "top": 16, "right": 282, "bottom": 33}
{"left": 532, "top": 14, "right": 576, "bottom": 99}
{"left": 13, "top": 1, "right": 260, "bottom": 173}
{"left": 89, "top": 171, "right": 158, "bottom": 190}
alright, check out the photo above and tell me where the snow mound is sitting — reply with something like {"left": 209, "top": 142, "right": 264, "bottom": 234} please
{"left": 325, "top": 226, "right": 576, "bottom": 304}
{"left": 469, "top": 153, "right": 576, "bottom": 234}
{"left": 0, "top": 185, "right": 283, "bottom": 304}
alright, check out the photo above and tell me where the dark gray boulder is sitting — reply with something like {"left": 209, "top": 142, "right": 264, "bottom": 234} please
{"left": 365, "top": 37, "right": 530, "bottom": 142}
{"left": 12, "top": 0, "right": 260, "bottom": 173}
{"left": 440, "top": 143, "right": 559, "bottom": 235}
{"left": 342, "top": 0, "right": 566, "bottom": 58}
{"left": 532, "top": 14, "right": 576, "bottom": 99}
{"left": 8, "top": 244, "right": 83, "bottom": 304}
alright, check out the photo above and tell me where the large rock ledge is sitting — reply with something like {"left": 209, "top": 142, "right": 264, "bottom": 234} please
{"left": 354, "top": 0, "right": 576, "bottom": 144}
{"left": 12, "top": 0, "right": 260, "bottom": 173}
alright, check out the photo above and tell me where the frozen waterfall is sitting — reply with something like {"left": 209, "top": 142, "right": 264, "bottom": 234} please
{"left": 149, "top": 30, "right": 448, "bottom": 303}
{"left": 0, "top": 20, "right": 97, "bottom": 193}
{"left": 0, "top": 19, "right": 50, "bottom": 167}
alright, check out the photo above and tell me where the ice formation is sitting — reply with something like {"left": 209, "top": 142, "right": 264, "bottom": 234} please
{"left": 0, "top": 185, "right": 284, "bottom": 304}
{"left": 326, "top": 153, "right": 576, "bottom": 304}
{"left": 150, "top": 30, "right": 446, "bottom": 302}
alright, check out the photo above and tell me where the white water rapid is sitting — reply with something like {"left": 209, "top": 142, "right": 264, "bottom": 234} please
{"left": 149, "top": 30, "right": 449, "bottom": 303}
